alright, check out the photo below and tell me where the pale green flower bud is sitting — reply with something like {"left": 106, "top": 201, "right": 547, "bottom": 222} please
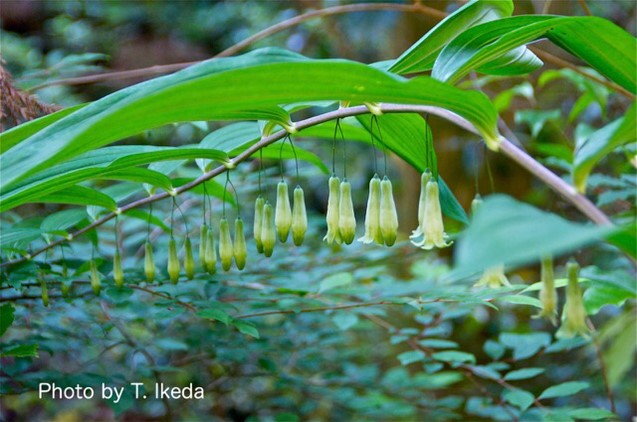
{"left": 535, "top": 256, "right": 557, "bottom": 324}
{"left": 292, "top": 186, "right": 308, "bottom": 246}
{"left": 113, "top": 249, "right": 124, "bottom": 288}
{"left": 358, "top": 175, "right": 383, "bottom": 245}
{"left": 167, "top": 237, "right": 181, "bottom": 284}
{"left": 412, "top": 179, "right": 451, "bottom": 249}
{"left": 275, "top": 181, "right": 292, "bottom": 242}
{"left": 338, "top": 180, "right": 356, "bottom": 245}
{"left": 558, "top": 260, "right": 591, "bottom": 338}
{"left": 261, "top": 201, "right": 276, "bottom": 257}
{"left": 219, "top": 218, "right": 234, "bottom": 271}
{"left": 184, "top": 237, "right": 195, "bottom": 280}
{"left": 144, "top": 241, "right": 155, "bottom": 283}
{"left": 471, "top": 194, "right": 483, "bottom": 217}
{"left": 324, "top": 176, "right": 342, "bottom": 244}
{"left": 474, "top": 264, "right": 510, "bottom": 288}
{"left": 90, "top": 260, "right": 101, "bottom": 296}
{"left": 234, "top": 218, "right": 247, "bottom": 270}
{"left": 411, "top": 170, "right": 431, "bottom": 239}
{"left": 205, "top": 229, "right": 217, "bottom": 274}
{"left": 254, "top": 196, "right": 265, "bottom": 253}
{"left": 199, "top": 224, "right": 209, "bottom": 268}
{"left": 380, "top": 176, "right": 399, "bottom": 247}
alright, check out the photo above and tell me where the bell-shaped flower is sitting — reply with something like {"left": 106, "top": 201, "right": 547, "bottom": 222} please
{"left": 380, "top": 176, "right": 399, "bottom": 246}
{"left": 557, "top": 261, "right": 591, "bottom": 338}
{"left": 292, "top": 186, "right": 308, "bottom": 246}
{"left": 474, "top": 265, "right": 511, "bottom": 288}
{"left": 205, "top": 228, "right": 217, "bottom": 274}
{"left": 90, "top": 260, "right": 101, "bottom": 296}
{"left": 275, "top": 181, "right": 292, "bottom": 242}
{"left": 338, "top": 179, "right": 356, "bottom": 245}
{"left": 113, "top": 249, "right": 124, "bottom": 288}
{"left": 253, "top": 196, "right": 265, "bottom": 253}
{"left": 167, "top": 237, "right": 181, "bottom": 284}
{"left": 233, "top": 218, "right": 247, "bottom": 270}
{"left": 358, "top": 175, "right": 383, "bottom": 245}
{"left": 411, "top": 170, "right": 431, "bottom": 239}
{"left": 183, "top": 237, "right": 195, "bottom": 280}
{"left": 535, "top": 256, "right": 557, "bottom": 324}
{"left": 412, "top": 179, "right": 452, "bottom": 249}
{"left": 323, "top": 176, "right": 342, "bottom": 244}
{"left": 261, "top": 201, "right": 276, "bottom": 257}
{"left": 199, "top": 224, "right": 209, "bottom": 268}
{"left": 219, "top": 218, "right": 234, "bottom": 271}
{"left": 144, "top": 241, "right": 155, "bottom": 283}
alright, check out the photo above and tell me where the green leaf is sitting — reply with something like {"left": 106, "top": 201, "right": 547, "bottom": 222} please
{"left": 432, "top": 350, "right": 476, "bottom": 364}
{"left": 40, "top": 209, "right": 87, "bottom": 234}
{"left": 1, "top": 146, "right": 227, "bottom": 212}
{"left": 499, "top": 295, "right": 543, "bottom": 309}
{"left": 603, "top": 316, "right": 636, "bottom": 386}
{"left": 389, "top": 0, "right": 514, "bottom": 74}
{"left": 318, "top": 272, "right": 353, "bottom": 294}
{"left": 433, "top": 15, "right": 637, "bottom": 92}
{"left": 0, "top": 227, "right": 42, "bottom": 248}
{"left": 39, "top": 185, "right": 117, "bottom": 211}
{"left": 196, "top": 122, "right": 261, "bottom": 172}
{"left": 197, "top": 308, "right": 231, "bottom": 325}
{"left": 503, "top": 389, "right": 535, "bottom": 411}
{"left": 397, "top": 350, "right": 426, "bottom": 366}
{"left": 419, "top": 339, "right": 459, "bottom": 349}
{"left": 539, "top": 381, "right": 589, "bottom": 400}
{"left": 332, "top": 313, "right": 358, "bottom": 331}
{"left": 101, "top": 168, "right": 173, "bottom": 193}
{"left": 568, "top": 408, "right": 616, "bottom": 420}
{"left": 483, "top": 339, "right": 505, "bottom": 360}
{"left": 232, "top": 320, "right": 260, "bottom": 339}
{"left": 499, "top": 332, "right": 551, "bottom": 360}
{"left": 1, "top": 48, "right": 498, "bottom": 190}
{"left": 454, "top": 195, "right": 615, "bottom": 274}
{"left": 573, "top": 102, "right": 636, "bottom": 193}
{"left": 0, "top": 304, "right": 15, "bottom": 337}
{"left": 124, "top": 209, "right": 170, "bottom": 232}
{"left": 0, "top": 343, "right": 39, "bottom": 358}
{"left": 584, "top": 285, "right": 634, "bottom": 315}
{"left": 476, "top": 46, "right": 543, "bottom": 76}
{"left": 504, "top": 367, "right": 545, "bottom": 381}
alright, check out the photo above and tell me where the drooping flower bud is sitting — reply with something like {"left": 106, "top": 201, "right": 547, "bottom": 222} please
{"left": 412, "top": 179, "right": 452, "bottom": 250}
{"left": 253, "top": 196, "right": 265, "bottom": 253}
{"left": 40, "top": 279, "right": 49, "bottom": 307}
{"left": 167, "top": 237, "right": 180, "bottom": 284}
{"left": 380, "top": 176, "right": 399, "bottom": 247}
{"left": 338, "top": 180, "right": 356, "bottom": 245}
{"left": 292, "top": 186, "right": 308, "bottom": 246}
{"left": 199, "top": 224, "right": 209, "bottom": 268}
{"left": 113, "top": 249, "right": 124, "bottom": 288}
{"left": 90, "top": 260, "right": 101, "bottom": 295}
{"left": 234, "top": 218, "right": 247, "bottom": 270}
{"left": 474, "top": 265, "right": 511, "bottom": 288}
{"left": 324, "top": 176, "right": 342, "bottom": 244}
{"left": 144, "top": 241, "right": 155, "bottom": 283}
{"left": 358, "top": 175, "right": 383, "bottom": 245}
{"left": 535, "top": 256, "right": 557, "bottom": 324}
{"left": 219, "top": 218, "right": 234, "bottom": 271}
{"left": 205, "top": 228, "right": 217, "bottom": 274}
{"left": 184, "top": 237, "right": 195, "bottom": 280}
{"left": 261, "top": 201, "right": 276, "bottom": 257}
{"left": 411, "top": 170, "right": 432, "bottom": 239}
{"left": 275, "top": 181, "right": 292, "bottom": 242}
{"left": 558, "top": 260, "right": 591, "bottom": 338}
{"left": 471, "top": 194, "right": 483, "bottom": 217}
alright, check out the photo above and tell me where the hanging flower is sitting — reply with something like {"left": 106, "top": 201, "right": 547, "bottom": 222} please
{"left": 474, "top": 265, "right": 511, "bottom": 289}
{"left": 144, "top": 241, "right": 155, "bottom": 283}
{"left": 167, "top": 237, "right": 181, "bottom": 284}
{"left": 199, "top": 224, "right": 209, "bottom": 268}
{"left": 323, "top": 176, "right": 342, "bottom": 244}
{"left": 275, "top": 181, "right": 292, "bottom": 242}
{"left": 219, "top": 218, "right": 234, "bottom": 271}
{"left": 183, "top": 237, "right": 195, "bottom": 280}
{"left": 261, "top": 201, "right": 276, "bottom": 257}
{"left": 338, "top": 179, "right": 356, "bottom": 244}
{"left": 253, "top": 196, "right": 265, "bottom": 253}
{"left": 234, "top": 218, "right": 247, "bottom": 270}
{"left": 535, "top": 256, "right": 557, "bottom": 324}
{"left": 358, "top": 175, "right": 383, "bottom": 245}
{"left": 380, "top": 176, "right": 398, "bottom": 247}
{"left": 412, "top": 178, "right": 451, "bottom": 250}
{"left": 205, "top": 228, "right": 217, "bottom": 274}
{"left": 411, "top": 170, "right": 431, "bottom": 239}
{"left": 292, "top": 186, "right": 308, "bottom": 246}
{"left": 558, "top": 260, "right": 591, "bottom": 338}
{"left": 113, "top": 249, "right": 124, "bottom": 288}
{"left": 90, "top": 260, "right": 101, "bottom": 295}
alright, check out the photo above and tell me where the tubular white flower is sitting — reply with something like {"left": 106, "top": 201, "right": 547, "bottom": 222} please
{"left": 323, "top": 176, "right": 342, "bottom": 244}
{"left": 338, "top": 179, "right": 356, "bottom": 245}
{"left": 358, "top": 175, "right": 383, "bottom": 245}
{"left": 412, "top": 179, "right": 451, "bottom": 250}
{"left": 379, "top": 176, "right": 398, "bottom": 247}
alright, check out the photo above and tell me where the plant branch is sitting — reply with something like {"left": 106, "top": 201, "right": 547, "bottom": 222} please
{"left": 234, "top": 300, "right": 403, "bottom": 319}
{"left": 1, "top": 103, "right": 613, "bottom": 268}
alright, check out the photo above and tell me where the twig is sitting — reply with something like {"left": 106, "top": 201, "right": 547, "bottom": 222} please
{"left": 234, "top": 300, "right": 403, "bottom": 319}
{"left": 577, "top": 0, "right": 593, "bottom": 16}
{"left": 1, "top": 103, "right": 614, "bottom": 269}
